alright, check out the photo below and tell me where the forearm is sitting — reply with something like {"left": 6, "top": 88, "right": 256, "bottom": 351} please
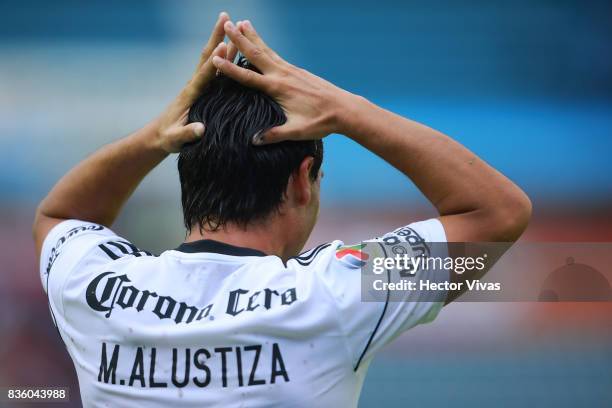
{"left": 35, "top": 120, "right": 166, "bottom": 228}
{"left": 339, "top": 95, "right": 531, "bottom": 239}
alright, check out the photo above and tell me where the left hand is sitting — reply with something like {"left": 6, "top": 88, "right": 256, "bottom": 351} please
{"left": 154, "top": 11, "right": 230, "bottom": 153}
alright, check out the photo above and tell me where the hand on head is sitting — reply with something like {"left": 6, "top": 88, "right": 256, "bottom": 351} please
{"left": 156, "top": 12, "right": 352, "bottom": 153}
{"left": 154, "top": 12, "right": 230, "bottom": 153}
{"left": 212, "top": 19, "right": 351, "bottom": 145}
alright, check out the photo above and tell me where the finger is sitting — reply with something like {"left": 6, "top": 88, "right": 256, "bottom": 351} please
{"left": 226, "top": 40, "right": 238, "bottom": 62}
{"left": 212, "top": 55, "right": 271, "bottom": 90}
{"left": 184, "top": 42, "right": 226, "bottom": 103}
{"left": 215, "top": 41, "right": 228, "bottom": 60}
{"left": 215, "top": 40, "right": 230, "bottom": 75}
{"left": 193, "top": 41, "right": 226, "bottom": 86}
{"left": 196, "top": 11, "right": 230, "bottom": 72}
{"left": 240, "top": 20, "right": 283, "bottom": 63}
{"left": 227, "top": 21, "right": 244, "bottom": 62}
{"left": 186, "top": 122, "right": 206, "bottom": 138}
{"left": 224, "top": 21, "right": 274, "bottom": 72}
{"left": 253, "top": 122, "right": 304, "bottom": 145}
{"left": 168, "top": 122, "right": 205, "bottom": 151}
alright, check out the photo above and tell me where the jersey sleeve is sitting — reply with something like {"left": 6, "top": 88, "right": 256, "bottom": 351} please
{"left": 39, "top": 219, "right": 148, "bottom": 321}
{"left": 317, "top": 218, "right": 449, "bottom": 370}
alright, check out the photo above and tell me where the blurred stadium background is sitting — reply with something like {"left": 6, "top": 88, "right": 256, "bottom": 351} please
{"left": 1, "top": 0, "right": 611, "bottom": 406}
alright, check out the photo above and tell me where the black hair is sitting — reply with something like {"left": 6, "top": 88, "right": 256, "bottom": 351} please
{"left": 178, "top": 57, "right": 324, "bottom": 232}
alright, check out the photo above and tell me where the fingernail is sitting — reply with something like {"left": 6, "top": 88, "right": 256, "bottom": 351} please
{"left": 225, "top": 21, "right": 235, "bottom": 31}
{"left": 193, "top": 123, "right": 205, "bottom": 137}
{"left": 219, "top": 11, "right": 228, "bottom": 20}
{"left": 212, "top": 56, "right": 224, "bottom": 66}
{"left": 252, "top": 131, "right": 265, "bottom": 145}
{"left": 244, "top": 20, "right": 252, "bottom": 29}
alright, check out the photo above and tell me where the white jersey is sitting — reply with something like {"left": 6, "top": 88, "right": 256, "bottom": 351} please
{"left": 40, "top": 218, "right": 448, "bottom": 407}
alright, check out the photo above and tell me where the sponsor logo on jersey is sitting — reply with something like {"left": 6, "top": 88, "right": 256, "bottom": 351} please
{"left": 380, "top": 226, "right": 431, "bottom": 258}
{"left": 86, "top": 271, "right": 298, "bottom": 324}
{"left": 335, "top": 244, "right": 369, "bottom": 268}
{"left": 46, "top": 223, "right": 105, "bottom": 275}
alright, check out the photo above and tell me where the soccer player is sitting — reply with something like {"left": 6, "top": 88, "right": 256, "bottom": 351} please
{"left": 33, "top": 12, "right": 531, "bottom": 407}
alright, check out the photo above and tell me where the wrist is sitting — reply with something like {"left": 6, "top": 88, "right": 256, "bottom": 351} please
{"left": 135, "top": 119, "right": 170, "bottom": 158}
{"left": 333, "top": 92, "right": 374, "bottom": 137}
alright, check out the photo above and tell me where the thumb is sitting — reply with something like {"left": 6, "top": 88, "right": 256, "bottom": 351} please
{"left": 167, "top": 122, "right": 205, "bottom": 150}
{"left": 180, "top": 122, "right": 206, "bottom": 142}
{"left": 253, "top": 123, "right": 303, "bottom": 145}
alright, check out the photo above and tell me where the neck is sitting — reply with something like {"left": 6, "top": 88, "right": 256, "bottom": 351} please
{"left": 185, "top": 219, "right": 296, "bottom": 260}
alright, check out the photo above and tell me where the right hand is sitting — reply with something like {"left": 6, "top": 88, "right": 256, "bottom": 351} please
{"left": 155, "top": 12, "right": 230, "bottom": 153}
{"left": 212, "top": 20, "right": 356, "bottom": 145}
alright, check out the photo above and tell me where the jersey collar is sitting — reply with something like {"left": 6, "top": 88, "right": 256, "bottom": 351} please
{"left": 175, "top": 239, "right": 267, "bottom": 257}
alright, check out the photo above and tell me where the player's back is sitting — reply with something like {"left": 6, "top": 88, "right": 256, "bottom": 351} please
{"left": 41, "top": 219, "right": 447, "bottom": 407}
